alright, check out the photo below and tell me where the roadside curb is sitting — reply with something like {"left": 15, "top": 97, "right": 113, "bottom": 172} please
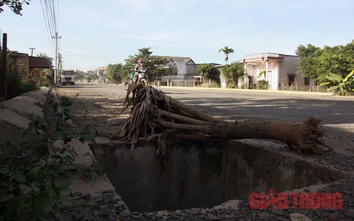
{"left": 157, "top": 86, "right": 354, "bottom": 98}
{"left": 1, "top": 87, "right": 131, "bottom": 218}
{"left": 50, "top": 87, "right": 132, "bottom": 216}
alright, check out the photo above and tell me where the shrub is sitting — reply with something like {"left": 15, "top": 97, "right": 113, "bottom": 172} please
{"left": 320, "top": 70, "right": 354, "bottom": 96}
{"left": 0, "top": 95, "right": 101, "bottom": 220}
{"left": 256, "top": 80, "right": 269, "bottom": 90}
{"left": 36, "top": 69, "right": 53, "bottom": 87}
{"left": 6, "top": 69, "right": 38, "bottom": 99}
{"left": 160, "top": 81, "right": 167, "bottom": 86}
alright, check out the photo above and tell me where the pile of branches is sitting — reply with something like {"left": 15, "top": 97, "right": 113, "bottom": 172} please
{"left": 117, "top": 84, "right": 332, "bottom": 158}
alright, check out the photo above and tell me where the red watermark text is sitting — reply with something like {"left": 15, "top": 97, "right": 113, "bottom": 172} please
{"left": 249, "top": 189, "right": 343, "bottom": 210}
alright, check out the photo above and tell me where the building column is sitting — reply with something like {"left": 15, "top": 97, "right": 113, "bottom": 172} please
{"left": 265, "top": 60, "right": 269, "bottom": 80}
{"left": 243, "top": 62, "right": 248, "bottom": 88}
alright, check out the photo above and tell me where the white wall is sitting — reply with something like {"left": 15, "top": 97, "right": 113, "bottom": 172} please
{"left": 268, "top": 62, "right": 280, "bottom": 90}
{"left": 220, "top": 72, "right": 227, "bottom": 88}
{"left": 223, "top": 53, "right": 316, "bottom": 91}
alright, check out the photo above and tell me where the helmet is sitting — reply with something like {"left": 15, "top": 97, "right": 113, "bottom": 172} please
{"left": 138, "top": 58, "right": 143, "bottom": 63}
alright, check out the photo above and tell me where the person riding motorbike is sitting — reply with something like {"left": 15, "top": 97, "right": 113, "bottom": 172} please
{"left": 133, "top": 58, "right": 147, "bottom": 84}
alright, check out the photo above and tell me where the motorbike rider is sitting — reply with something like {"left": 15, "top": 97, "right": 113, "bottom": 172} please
{"left": 133, "top": 58, "right": 146, "bottom": 83}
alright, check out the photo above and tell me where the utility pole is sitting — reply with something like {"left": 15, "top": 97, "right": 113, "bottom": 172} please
{"left": 0, "top": 33, "right": 7, "bottom": 100}
{"left": 52, "top": 32, "right": 62, "bottom": 84}
{"left": 29, "top": 47, "right": 36, "bottom": 56}
{"left": 58, "top": 53, "right": 62, "bottom": 71}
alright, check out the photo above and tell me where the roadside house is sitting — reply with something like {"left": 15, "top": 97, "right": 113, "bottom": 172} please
{"left": 160, "top": 56, "right": 197, "bottom": 82}
{"left": 97, "top": 66, "right": 107, "bottom": 83}
{"left": 218, "top": 53, "right": 314, "bottom": 90}
{"left": 241, "top": 53, "right": 314, "bottom": 90}
{"left": 9, "top": 51, "right": 53, "bottom": 83}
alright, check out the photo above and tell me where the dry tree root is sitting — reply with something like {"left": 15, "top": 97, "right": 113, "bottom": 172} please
{"left": 116, "top": 84, "right": 332, "bottom": 157}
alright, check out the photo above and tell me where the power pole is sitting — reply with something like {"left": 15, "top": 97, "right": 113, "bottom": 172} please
{"left": 52, "top": 32, "right": 62, "bottom": 84}
{"left": 29, "top": 47, "right": 36, "bottom": 56}
{"left": 58, "top": 53, "right": 62, "bottom": 71}
{"left": 0, "top": 33, "right": 7, "bottom": 100}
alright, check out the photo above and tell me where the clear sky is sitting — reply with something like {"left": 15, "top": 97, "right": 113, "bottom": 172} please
{"left": 1, "top": 0, "right": 353, "bottom": 71}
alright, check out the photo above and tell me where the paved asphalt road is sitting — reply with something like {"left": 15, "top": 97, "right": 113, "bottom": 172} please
{"left": 58, "top": 83, "right": 354, "bottom": 155}
{"left": 56, "top": 83, "right": 354, "bottom": 220}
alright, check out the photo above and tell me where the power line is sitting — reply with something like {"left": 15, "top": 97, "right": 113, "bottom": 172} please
{"left": 41, "top": 0, "right": 55, "bottom": 51}
{"left": 45, "top": 0, "right": 55, "bottom": 35}
{"left": 40, "top": 0, "right": 55, "bottom": 52}
{"left": 60, "top": 49, "right": 121, "bottom": 63}
{"left": 51, "top": 0, "right": 57, "bottom": 32}
{"left": 43, "top": 1, "right": 53, "bottom": 34}
{"left": 40, "top": 0, "right": 61, "bottom": 84}
{"left": 57, "top": 0, "right": 60, "bottom": 33}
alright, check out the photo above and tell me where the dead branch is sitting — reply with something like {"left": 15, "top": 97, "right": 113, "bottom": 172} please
{"left": 156, "top": 109, "right": 211, "bottom": 125}
{"left": 117, "top": 84, "right": 332, "bottom": 156}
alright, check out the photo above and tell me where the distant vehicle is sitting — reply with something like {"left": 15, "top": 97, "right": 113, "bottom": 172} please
{"left": 61, "top": 70, "right": 75, "bottom": 85}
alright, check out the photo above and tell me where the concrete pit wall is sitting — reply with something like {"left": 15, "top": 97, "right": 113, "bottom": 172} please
{"left": 0, "top": 87, "right": 49, "bottom": 146}
{"left": 90, "top": 140, "right": 345, "bottom": 213}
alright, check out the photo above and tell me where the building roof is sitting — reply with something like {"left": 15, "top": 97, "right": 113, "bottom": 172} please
{"left": 28, "top": 56, "right": 52, "bottom": 69}
{"left": 155, "top": 55, "right": 195, "bottom": 64}
{"left": 9, "top": 51, "right": 52, "bottom": 69}
{"left": 97, "top": 67, "right": 107, "bottom": 71}
{"left": 242, "top": 53, "right": 298, "bottom": 63}
{"left": 166, "top": 56, "right": 193, "bottom": 63}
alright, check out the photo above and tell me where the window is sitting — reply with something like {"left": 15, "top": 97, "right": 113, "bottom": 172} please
{"left": 304, "top": 77, "right": 310, "bottom": 86}
{"left": 288, "top": 75, "right": 295, "bottom": 86}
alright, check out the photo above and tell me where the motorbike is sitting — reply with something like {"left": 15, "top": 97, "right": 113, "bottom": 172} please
{"left": 123, "top": 72, "right": 134, "bottom": 86}
{"left": 124, "top": 69, "right": 148, "bottom": 86}
{"left": 134, "top": 70, "right": 148, "bottom": 86}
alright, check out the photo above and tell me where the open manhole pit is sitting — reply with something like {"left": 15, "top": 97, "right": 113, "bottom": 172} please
{"left": 90, "top": 140, "right": 344, "bottom": 213}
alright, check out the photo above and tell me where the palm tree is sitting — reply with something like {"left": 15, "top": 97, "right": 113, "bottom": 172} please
{"left": 219, "top": 46, "right": 234, "bottom": 64}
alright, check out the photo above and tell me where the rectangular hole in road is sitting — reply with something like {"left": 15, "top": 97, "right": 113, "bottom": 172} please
{"left": 90, "top": 140, "right": 345, "bottom": 213}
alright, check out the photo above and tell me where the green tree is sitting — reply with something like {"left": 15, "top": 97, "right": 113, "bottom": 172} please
{"left": 35, "top": 53, "right": 53, "bottom": 86}
{"left": 147, "top": 55, "right": 168, "bottom": 81}
{"left": 296, "top": 44, "right": 321, "bottom": 80}
{"left": 297, "top": 41, "right": 354, "bottom": 95}
{"left": 221, "top": 62, "right": 246, "bottom": 88}
{"left": 86, "top": 74, "right": 98, "bottom": 83}
{"left": 197, "top": 64, "right": 220, "bottom": 84}
{"left": 123, "top": 47, "right": 168, "bottom": 81}
{"left": 0, "top": 0, "right": 30, "bottom": 15}
{"left": 123, "top": 47, "right": 153, "bottom": 70}
{"left": 219, "top": 46, "right": 234, "bottom": 64}
{"left": 297, "top": 41, "right": 354, "bottom": 81}
{"left": 106, "top": 63, "right": 124, "bottom": 84}
{"left": 74, "top": 71, "right": 84, "bottom": 82}
{"left": 37, "top": 53, "right": 53, "bottom": 64}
